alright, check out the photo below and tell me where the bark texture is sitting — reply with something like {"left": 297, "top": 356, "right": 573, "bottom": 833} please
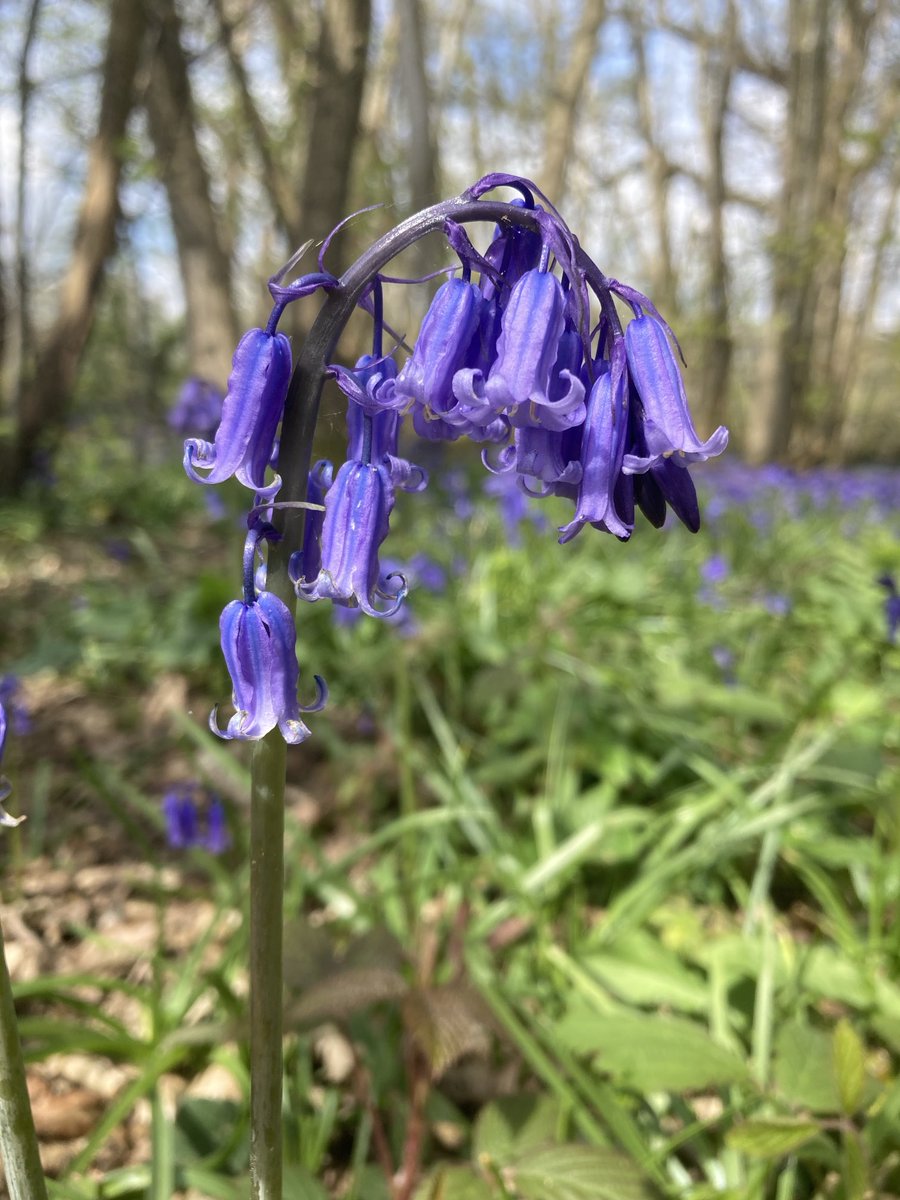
{"left": 541, "top": 0, "right": 607, "bottom": 201}
{"left": 5, "top": 0, "right": 147, "bottom": 492}
{"left": 145, "top": 0, "right": 239, "bottom": 387}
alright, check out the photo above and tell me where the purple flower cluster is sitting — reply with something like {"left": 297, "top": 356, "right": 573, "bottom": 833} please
{"left": 698, "top": 462, "right": 900, "bottom": 527}
{"left": 182, "top": 174, "right": 726, "bottom": 743}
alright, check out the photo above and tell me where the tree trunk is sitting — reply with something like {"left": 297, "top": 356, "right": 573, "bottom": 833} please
{"left": 628, "top": 13, "right": 676, "bottom": 316}
{"left": 3, "top": 0, "right": 146, "bottom": 493}
{"left": 396, "top": 0, "right": 439, "bottom": 214}
{"left": 698, "top": 0, "right": 736, "bottom": 431}
{"left": 299, "top": 0, "right": 372, "bottom": 261}
{"left": 541, "top": 0, "right": 607, "bottom": 201}
{"left": 211, "top": 0, "right": 303, "bottom": 245}
{"left": 144, "top": 0, "right": 239, "bottom": 387}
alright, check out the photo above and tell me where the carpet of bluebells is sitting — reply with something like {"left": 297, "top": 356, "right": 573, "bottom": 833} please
{"left": 2, "top": 408, "right": 900, "bottom": 1199}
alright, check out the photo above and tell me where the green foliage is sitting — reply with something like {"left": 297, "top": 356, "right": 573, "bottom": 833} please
{"left": 7, "top": 457, "right": 900, "bottom": 1196}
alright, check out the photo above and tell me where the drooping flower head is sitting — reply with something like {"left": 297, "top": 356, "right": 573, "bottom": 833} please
{"left": 185, "top": 173, "right": 728, "bottom": 745}
{"left": 296, "top": 346, "right": 426, "bottom": 617}
{"left": 184, "top": 328, "right": 291, "bottom": 499}
{"left": 212, "top": 527, "right": 326, "bottom": 743}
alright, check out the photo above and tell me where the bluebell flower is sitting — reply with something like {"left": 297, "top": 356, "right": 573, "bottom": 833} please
{"left": 558, "top": 341, "right": 632, "bottom": 542}
{"left": 213, "top": 532, "right": 326, "bottom": 743}
{"left": 622, "top": 314, "right": 728, "bottom": 470}
{"left": 163, "top": 786, "right": 231, "bottom": 853}
{"left": 395, "top": 278, "right": 504, "bottom": 442}
{"left": 184, "top": 328, "right": 292, "bottom": 499}
{"left": 168, "top": 377, "right": 224, "bottom": 439}
{"left": 295, "top": 460, "right": 333, "bottom": 586}
{"left": 470, "top": 270, "right": 586, "bottom": 431}
{"left": 213, "top": 590, "right": 326, "bottom": 742}
{"left": 298, "top": 459, "right": 406, "bottom": 616}
{"left": 626, "top": 397, "right": 701, "bottom": 532}
{"left": 297, "top": 360, "right": 425, "bottom": 617}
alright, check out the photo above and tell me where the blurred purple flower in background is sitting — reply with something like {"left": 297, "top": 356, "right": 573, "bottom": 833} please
{"left": 878, "top": 574, "right": 900, "bottom": 643}
{"left": 711, "top": 645, "right": 737, "bottom": 685}
{"left": 168, "top": 377, "right": 225, "bottom": 440}
{"left": 0, "top": 676, "right": 31, "bottom": 736}
{"left": 0, "top": 700, "right": 26, "bottom": 827}
{"left": 701, "top": 555, "right": 730, "bottom": 585}
{"left": 163, "top": 785, "right": 231, "bottom": 853}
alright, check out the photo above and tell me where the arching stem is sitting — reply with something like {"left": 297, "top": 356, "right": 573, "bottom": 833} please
{"left": 247, "top": 189, "right": 616, "bottom": 1200}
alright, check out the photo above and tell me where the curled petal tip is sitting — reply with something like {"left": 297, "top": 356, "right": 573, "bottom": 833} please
{"left": 209, "top": 706, "right": 232, "bottom": 740}
{"left": 300, "top": 675, "right": 329, "bottom": 714}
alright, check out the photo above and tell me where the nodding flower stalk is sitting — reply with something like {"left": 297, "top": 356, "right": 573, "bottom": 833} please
{"left": 180, "top": 173, "right": 727, "bottom": 1200}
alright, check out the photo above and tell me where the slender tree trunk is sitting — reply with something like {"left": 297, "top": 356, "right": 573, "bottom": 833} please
{"left": 299, "top": 0, "right": 371, "bottom": 258}
{"left": 396, "top": 0, "right": 439, "bottom": 214}
{"left": 13, "top": 0, "right": 43, "bottom": 410}
{"left": 698, "top": 0, "right": 736, "bottom": 430}
{"left": 144, "top": 0, "right": 239, "bottom": 386}
{"left": 3, "top": 0, "right": 147, "bottom": 494}
{"left": 211, "top": 0, "right": 303, "bottom": 245}
{"left": 541, "top": 0, "right": 607, "bottom": 201}
{"left": 628, "top": 13, "right": 676, "bottom": 316}
{"left": 751, "top": 0, "right": 831, "bottom": 462}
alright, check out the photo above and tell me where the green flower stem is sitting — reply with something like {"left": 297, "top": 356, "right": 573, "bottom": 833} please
{"left": 249, "top": 732, "right": 287, "bottom": 1200}
{"left": 0, "top": 916, "right": 48, "bottom": 1200}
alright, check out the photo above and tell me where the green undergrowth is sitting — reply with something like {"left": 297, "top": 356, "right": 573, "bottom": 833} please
{"left": 2, "top": 446, "right": 900, "bottom": 1198}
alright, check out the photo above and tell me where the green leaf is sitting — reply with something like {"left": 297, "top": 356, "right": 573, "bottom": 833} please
{"left": 832, "top": 1019, "right": 866, "bottom": 1115}
{"left": 473, "top": 1094, "right": 562, "bottom": 1164}
{"left": 174, "top": 1098, "right": 245, "bottom": 1171}
{"left": 180, "top": 1167, "right": 247, "bottom": 1200}
{"left": 726, "top": 1118, "right": 821, "bottom": 1158}
{"left": 555, "top": 1010, "right": 749, "bottom": 1092}
{"left": 773, "top": 1019, "right": 841, "bottom": 1113}
{"left": 281, "top": 1164, "right": 330, "bottom": 1199}
{"left": 872, "top": 1013, "right": 900, "bottom": 1055}
{"left": 796, "top": 946, "right": 873, "bottom": 1009}
{"left": 413, "top": 1165, "right": 495, "bottom": 1200}
{"left": 150, "top": 1088, "right": 175, "bottom": 1200}
{"left": 582, "top": 951, "right": 710, "bottom": 1016}
{"left": 509, "top": 1145, "right": 659, "bottom": 1200}
{"left": 842, "top": 1129, "right": 867, "bottom": 1200}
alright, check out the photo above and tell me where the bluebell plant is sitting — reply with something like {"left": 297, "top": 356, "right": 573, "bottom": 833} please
{"left": 176, "top": 171, "right": 728, "bottom": 1200}
{"left": 179, "top": 173, "right": 727, "bottom": 743}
